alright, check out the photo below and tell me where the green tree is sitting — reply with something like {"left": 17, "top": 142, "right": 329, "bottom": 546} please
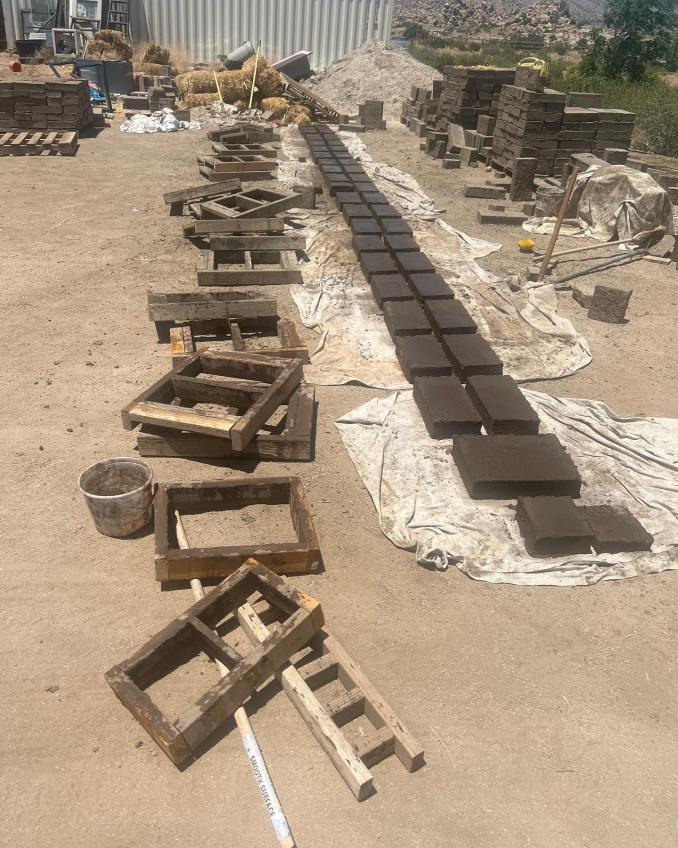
{"left": 582, "top": 0, "right": 676, "bottom": 80}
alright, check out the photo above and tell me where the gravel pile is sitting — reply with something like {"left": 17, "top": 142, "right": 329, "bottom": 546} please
{"left": 307, "top": 41, "right": 441, "bottom": 122}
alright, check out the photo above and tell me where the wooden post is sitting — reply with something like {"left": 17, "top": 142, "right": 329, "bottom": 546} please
{"left": 537, "top": 166, "right": 580, "bottom": 282}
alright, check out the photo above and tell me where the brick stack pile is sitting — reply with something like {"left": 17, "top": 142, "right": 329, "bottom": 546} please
{"left": 439, "top": 66, "right": 516, "bottom": 130}
{"left": 0, "top": 80, "right": 94, "bottom": 131}
{"left": 401, "top": 82, "right": 442, "bottom": 137}
{"left": 558, "top": 95, "right": 635, "bottom": 172}
{"left": 299, "top": 121, "right": 654, "bottom": 558}
{"left": 491, "top": 85, "right": 566, "bottom": 176}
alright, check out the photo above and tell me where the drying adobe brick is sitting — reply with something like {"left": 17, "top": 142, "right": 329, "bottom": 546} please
{"left": 517, "top": 496, "right": 594, "bottom": 557}
{"left": 383, "top": 301, "right": 431, "bottom": 338}
{"left": 452, "top": 434, "right": 582, "bottom": 499}
{"left": 380, "top": 218, "right": 413, "bottom": 236}
{"left": 465, "top": 375, "right": 540, "bottom": 434}
{"left": 395, "top": 335, "right": 453, "bottom": 381}
{"left": 413, "top": 375, "right": 482, "bottom": 439}
{"left": 588, "top": 285, "right": 632, "bottom": 324}
{"left": 371, "top": 274, "right": 414, "bottom": 306}
{"left": 583, "top": 505, "right": 653, "bottom": 554}
{"left": 352, "top": 235, "right": 386, "bottom": 254}
{"left": 424, "top": 299, "right": 477, "bottom": 335}
{"left": 351, "top": 219, "right": 381, "bottom": 236}
{"left": 441, "top": 334, "right": 503, "bottom": 381}
{"left": 360, "top": 252, "right": 398, "bottom": 281}
{"left": 408, "top": 273, "right": 454, "bottom": 300}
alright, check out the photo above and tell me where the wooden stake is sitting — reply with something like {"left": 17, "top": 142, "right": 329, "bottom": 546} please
{"left": 537, "top": 166, "right": 579, "bottom": 282}
{"left": 175, "top": 512, "right": 296, "bottom": 848}
{"left": 248, "top": 41, "right": 261, "bottom": 110}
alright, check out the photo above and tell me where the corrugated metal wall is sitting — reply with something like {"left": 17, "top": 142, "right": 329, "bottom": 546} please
{"left": 2, "top": 0, "right": 393, "bottom": 67}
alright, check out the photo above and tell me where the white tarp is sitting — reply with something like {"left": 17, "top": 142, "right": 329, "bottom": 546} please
{"left": 336, "top": 390, "right": 678, "bottom": 587}
{"left": 283, "top": 133, "right": 591, "bottom": 388}
{"left": 524, "top": 163, "right": 674, "bottom": 242}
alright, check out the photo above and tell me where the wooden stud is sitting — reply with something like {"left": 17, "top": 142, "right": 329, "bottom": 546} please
{"left": 163, "top": 179, "right": 242, "bottom": 206}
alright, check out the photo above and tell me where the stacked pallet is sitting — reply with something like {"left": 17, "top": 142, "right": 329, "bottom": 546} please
{"left": 491, "top": 85, "right": 566, "bottom": 176}
{"left": 439, "top": 67, "right": 516, "bottom": 130}
{"left": 0, "top": 80, "right": 94, "bottom": 131}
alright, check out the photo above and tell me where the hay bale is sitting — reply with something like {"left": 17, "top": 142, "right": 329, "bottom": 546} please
{"left": 141, "top": 42, "right": 170, "bottom": 65}
{"left": 86, "top": 29, "right": 133, "bottom": 61}
{"left": 283, "top": 104, "right": 312, "bottom": 125}
{"left": 261, "top": 96, "right": 289, "bottom": 119}
{"left": 176, "top": 69, "right": 246, "bottom": 103}
{"left": 242, "top": 55, "right": 283, "bottom": 99}
{"left": 179, "top": 92, "right": 221, "bottom": 109}
{"left": 136, "top": 62, "right": 169, "bottom": 76}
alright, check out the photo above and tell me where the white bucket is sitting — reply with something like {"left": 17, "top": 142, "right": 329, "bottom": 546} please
{"left": 78, "top": 457, "right": 154, "bottom": 538}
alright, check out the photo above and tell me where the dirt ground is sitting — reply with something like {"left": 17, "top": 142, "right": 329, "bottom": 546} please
{"left": 2, "top": 103, "right": 678, "bottom": 848}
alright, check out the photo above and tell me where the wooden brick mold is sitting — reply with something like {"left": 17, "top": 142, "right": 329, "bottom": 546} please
{"left": 121, "top": 349, "right": 303, "bottom": 452}
{"left": 154, "top": 477, "right": 322, "bottom": 581}
{"left": 105, "top": 562, "right": 324, "bottom": 767}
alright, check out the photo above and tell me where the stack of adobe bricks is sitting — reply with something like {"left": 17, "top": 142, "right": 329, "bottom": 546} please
{"left": 439, "top": 66, "right": 516, "bottom": 129}
{"left": 0, "top": 79, "right": 94, "bottom": 131}
{"left": 299, "top": 122, "right": 653, "bottom": 558}
{"left": 401, "top": 82, "right": 443, "bottom": 137}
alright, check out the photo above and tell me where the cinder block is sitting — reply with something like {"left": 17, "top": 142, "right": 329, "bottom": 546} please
{"left": 414, "top": 375, "right": 483, "bottom": 438}
{"left": 424, "top": 299, "right": 476, "bottom": 335}
{"left": 441, "top": 334, "right": 503, "bottom": 381}
{"left": 395, "top": 335, "right": 454, "bottom": 381}
{"left": 465, "top": 374, "right": 540, "bottom": 434}
{"left": 583, "top": 505, "right": 654, "bottom": 554}
{"left": 517, "top": 496, "right": 594, "bottom": 556}
{"left": 452, "top": 434, "right": 582, "bottom": 499}
{"left": 383, "top": 300, "right": 432, "bottom": 337}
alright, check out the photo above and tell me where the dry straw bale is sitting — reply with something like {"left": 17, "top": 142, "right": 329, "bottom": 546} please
{"left": 140, "top": 42, "right": 170, "bottom": 65}
{"left": 261, "top": 96, "right": 290, "bottom": 118}
{"left": 86, "top": 29, "right": 133, "bottom": 61}
{"left": 176, "top": 69, "right": 247, "bottom": 103}
{"left": 242, "top": 55, "right": 283, "bottom": 98}
{"left": 283, "top": 104, "right": 312, "bottom": 125}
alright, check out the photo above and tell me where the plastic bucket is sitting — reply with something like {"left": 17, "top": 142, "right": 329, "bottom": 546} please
{"left": 78, "top": 458, "right": 153, "bottom": 538}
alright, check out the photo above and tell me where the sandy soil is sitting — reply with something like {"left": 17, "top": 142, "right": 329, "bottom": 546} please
{"left": 2, "top": 105, "right": 678, "bottom": 848}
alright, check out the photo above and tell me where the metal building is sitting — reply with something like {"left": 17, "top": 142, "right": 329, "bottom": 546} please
{"left": 1, "top": 0, "right": 394, "bottom": 68}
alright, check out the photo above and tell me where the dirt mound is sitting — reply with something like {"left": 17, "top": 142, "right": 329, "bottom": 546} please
{"left": 306, "top": 41, "right": 441, "bottom": 121}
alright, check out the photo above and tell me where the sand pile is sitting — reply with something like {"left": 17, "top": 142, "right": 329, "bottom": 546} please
{"left": 306, "top": 41, "right": 441, "bottom": 121}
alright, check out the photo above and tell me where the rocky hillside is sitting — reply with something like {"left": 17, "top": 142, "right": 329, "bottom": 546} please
{"left": 393, "top": 0, "right": 605, "bottom": 34}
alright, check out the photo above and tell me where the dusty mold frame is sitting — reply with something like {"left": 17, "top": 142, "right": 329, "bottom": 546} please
{"left": 105, "top": 561, "right": 324, "bottom": 768}
{"left": 154, "top": 476, "right": 323, "bottom": 581}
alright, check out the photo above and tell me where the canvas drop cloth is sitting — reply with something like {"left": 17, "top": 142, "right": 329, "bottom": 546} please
{"left": 524, "top": 163, "right": 674, "bottom": 242}
{"left": 335, "top": 390, "right": 678, "bottom": 587}
{"left": 280, "top": 132, "right": 591, "bottom": 388}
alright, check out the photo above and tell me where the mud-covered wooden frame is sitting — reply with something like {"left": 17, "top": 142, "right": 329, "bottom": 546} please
{"left": 154, "top": 476, "right": 322, "bottom": 581}
{"left": 105, "top": 561, "right": 324, "bottom": 767}
{"left": 121, "top": 349, "right": 303, "bottom": 452}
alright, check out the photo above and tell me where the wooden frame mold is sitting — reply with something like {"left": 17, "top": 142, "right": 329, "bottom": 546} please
{"left": 147, "top": 290, "right": 279, "bottom": 342}
{"left": 169, "top": 316, "right": 309, "bottom": 367}
{"left": 163, "top": 178, "right": 242, "bottom": 216}
{"left": 105, "top": 561, "right": 324, "bottom": 767}
{"left": 193, "top": 187, "right": 301, "bottom": 221}
{"left": 121, "top": 349, "right": 303, "bottom": 452}
{"left": 154, "top": 477, "right": 322, "bottom": 580}
{"left": 197, "top": 248, "right": 303, "bottom": 286}
{"left": 136, "top": 383, "right": 315, "bottom": 461}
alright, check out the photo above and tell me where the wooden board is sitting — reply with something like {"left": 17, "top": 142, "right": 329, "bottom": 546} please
{"left": 163, "top": 178, "right": 241, "bottom": 205}
{"left": 196, "top": 249, "right": 303, "bottom": 287}
{"left": 105, "top": 562, "right": 324, "bottom": 766}
{"left": 208, "top": 235, "right": 306, "bottom": 251}
{"left": 196, "top": 188, "right": 301, "bottom": 221}
{"left": 154, "top": 478, "right": 323, "bottom": 581}
{"left": 212, "top": 142, "right": 278, "bottom": 158}
{"left": 192, "top": 218, "right": 286, "bottom": 236}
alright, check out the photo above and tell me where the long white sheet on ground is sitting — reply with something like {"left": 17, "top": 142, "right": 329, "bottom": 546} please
{"left": 282, "top": 132, "right": 591, "bottom": 388}
{"left": 335, "top": 390, "right": 678, "bottom": 587}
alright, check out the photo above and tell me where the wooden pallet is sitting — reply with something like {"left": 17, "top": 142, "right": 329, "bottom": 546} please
{"left": 169, "top": 316, "right": 310, "bottom": 367}
{"left": 197, "top": 248, "right": 303, "bottom": 286}
{"left": 136, "top": 383, "right": 315, "bottom": 461}
{"left": 0, "top": 130, "right": 78, "bottom": 156}
{"left": 279, "top": 72, "right": 342, "bottom": 122}
{"left": 238, "top": 595, "right": 425, "bottom": 800}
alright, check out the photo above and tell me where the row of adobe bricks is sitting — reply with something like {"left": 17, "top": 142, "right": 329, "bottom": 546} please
{"left": 298, "top": 124, "right": 653, "bottom": 558}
